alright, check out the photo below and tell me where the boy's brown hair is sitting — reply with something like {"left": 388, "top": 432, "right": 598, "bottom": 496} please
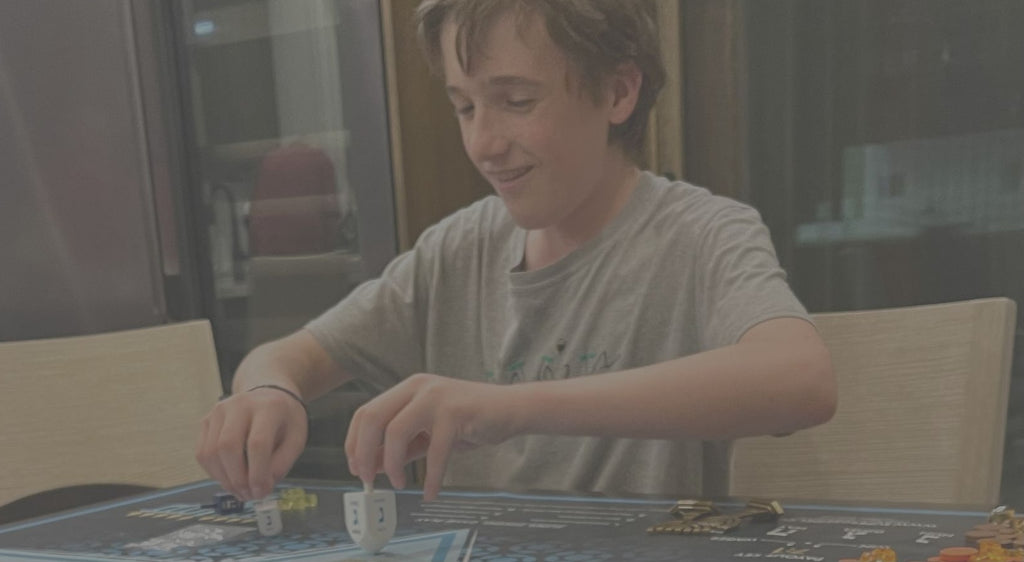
{"left": 416, "top": 0, "right": 666, "bottom": 162}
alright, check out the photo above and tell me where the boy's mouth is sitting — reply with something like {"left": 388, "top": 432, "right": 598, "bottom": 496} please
{"left": 489, "top": 166, "right": 532, "bottom": 183}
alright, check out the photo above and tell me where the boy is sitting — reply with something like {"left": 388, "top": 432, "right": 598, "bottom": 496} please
{"left": 196, "top": 0, "right": 836, "bottom": 503}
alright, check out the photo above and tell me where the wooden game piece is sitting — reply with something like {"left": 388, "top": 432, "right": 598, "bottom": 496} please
{"left": 938, "top": 546, "right": 977, "bottom": 562}
{"left": 647, "top": 499, "right": 718, "bottom": 535}
{"left": 645, "top": 519, "right": 691, "bottom": 534}
{"left": 669, "top": 499, "right": 718, "bottom": 520}
{"left": 647, "top": 498, "right": 782, "bottom": 535}
{"left": 735, "top": 499, "right": 785, "bottom": 522}
{"left": 686, "top": 499, "right": 783, "bottom": 534}
{"left": 996, "top": 534, "right": 1020, "bottom": 548}
{"left": 692, "top": 514, "right": 743, "bottom": 534}
{"left": 858, "top": 546, "right": 897, "bottom": 562}
{"left": 967, "top": 529, "right": 999, "bottom": 544}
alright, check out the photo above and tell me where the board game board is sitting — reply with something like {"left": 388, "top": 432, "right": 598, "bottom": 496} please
{"left": 0, "top": 480, "right": 994, "bottom": 561}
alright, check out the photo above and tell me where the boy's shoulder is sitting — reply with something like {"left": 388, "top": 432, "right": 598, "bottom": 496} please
{"left": 636, "top": 172, "right": 763, "bottom": 232}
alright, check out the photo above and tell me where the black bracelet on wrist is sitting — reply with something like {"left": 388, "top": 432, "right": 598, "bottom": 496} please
{"left": 245, "top": 384, "right": 311, "bottom": 421}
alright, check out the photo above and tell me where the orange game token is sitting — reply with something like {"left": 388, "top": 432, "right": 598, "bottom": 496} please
{"left": 938, "top": 546, "right": 978, "bottom": 562}
{"left": 859, "top": 547, "right": 897, "bottom": 562}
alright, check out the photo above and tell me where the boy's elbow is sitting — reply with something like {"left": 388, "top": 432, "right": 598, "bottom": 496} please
{"left": 796, "top": 343, "right": 837, "bottom": 429}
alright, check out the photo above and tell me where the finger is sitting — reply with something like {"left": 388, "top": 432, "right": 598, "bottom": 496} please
{"left": 423, "top": 420, "right": 456, "bottom": 502}
{"left": 382, "top": 431, "right": 431, "bottom": 488}
{"left": 268, "top": 412, "right": 309, "bottom": 488}
{"left": 382, "top": 408, "right": 430, "bottom": 490}
{"left": 344, "top": 408, "right": 362, "bottom": 478}
{"left": 346, "top": 384, "right": 417, "bottom": 484}
{"left": 351, "top": 406, "right": 388, "bottom": 486}
{"left": 405, "top": 432, "right": 431, "bottom": 462}
{"left": 197, "top": 410, "right": 233, "bottom": 494}
{"left": 215, "top": 406, "right": 254, "bottom": 500}
{"left": 246, "top": 408, "right": 286, "bottom": 500}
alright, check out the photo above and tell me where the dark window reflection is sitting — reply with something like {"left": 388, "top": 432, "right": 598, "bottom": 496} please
{"left": 743, "top": 0, "right": 1024, "bottom": 502}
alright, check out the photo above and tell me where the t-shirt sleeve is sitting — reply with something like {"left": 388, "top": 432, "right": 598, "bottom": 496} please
{"left": 695, "top": 202, "right": 810, "bottom": 350}
{"left": 304, "top": 234, "right": 435, "bottom": 392}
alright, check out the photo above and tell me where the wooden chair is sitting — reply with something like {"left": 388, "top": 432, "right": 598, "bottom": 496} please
{"left": 729, "top": 297, "right": 1017, "bottom": 506}
{"left": 0, "top": 320, "right": 222, "bottom": 521}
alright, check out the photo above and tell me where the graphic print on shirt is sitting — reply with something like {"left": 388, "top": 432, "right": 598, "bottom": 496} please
{"left": 491, "top": 337, "right": 621, "bottom": 383}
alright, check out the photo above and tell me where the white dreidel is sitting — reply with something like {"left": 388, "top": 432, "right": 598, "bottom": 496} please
{"left": 254, "top": 496, "right": 283, "bottom": 536}
{"left": 343, "top": 482, "right": 396, "bottom": 553}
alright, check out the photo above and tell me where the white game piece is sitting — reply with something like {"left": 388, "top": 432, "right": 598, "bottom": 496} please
{"left": 254, "top": 496, "right": 283, "bottom": 536}
{"left": 343, "top": 482, "right": 396, "bottom": 553}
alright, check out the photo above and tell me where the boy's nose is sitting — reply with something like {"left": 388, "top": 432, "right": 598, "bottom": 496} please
{"left": 464, "top": 110, "right": 511, "bottom": 163}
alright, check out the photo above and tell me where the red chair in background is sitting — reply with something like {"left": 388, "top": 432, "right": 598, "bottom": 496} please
{"left": 248, "top": 144, "right": 341, "bottom": 256}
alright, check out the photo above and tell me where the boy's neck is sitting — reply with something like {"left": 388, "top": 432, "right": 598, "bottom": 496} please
{"left": 523, "top": 156, "right": 640, "bottom": 272}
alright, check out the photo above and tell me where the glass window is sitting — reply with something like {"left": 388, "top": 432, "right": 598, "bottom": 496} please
{"left": 175, "top": 0, "right": 397, "bottom": 478}
{"left": 741, "top": 0, "right": 1024, "bottom": 502}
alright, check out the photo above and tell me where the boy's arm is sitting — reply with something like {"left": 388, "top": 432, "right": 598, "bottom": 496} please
{"left": 347, "top": 316, "right": 836, "bottom": 500}
{"left": 348, "top": 315, "right": 835, "bottom": 499}
{"left": 229, "top": 329, "right": 351, "bottom": 398}
{"left": 196, "top": 329, "right": 353, "bottom": 501}
{"left": 514, "top": 316, "right": 835, "bottom": 440}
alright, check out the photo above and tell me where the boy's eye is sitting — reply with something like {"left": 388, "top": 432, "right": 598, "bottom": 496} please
{"left": 455, "top": 104, "right": 474, "bottom": 116}
{"left": 506, "top": 98, "right": 536, "bottom": 110}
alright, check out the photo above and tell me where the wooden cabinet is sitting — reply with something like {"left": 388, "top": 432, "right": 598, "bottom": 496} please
{"left": 381, "top": 0, "right": 490, "bottom": 251}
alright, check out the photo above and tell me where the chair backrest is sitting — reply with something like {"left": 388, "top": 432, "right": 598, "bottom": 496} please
{"left": 729, "top": 297, "right": 1017, "bottom": 506}
{"left": 0, "top": 320, "right": 223, "bottom": 508}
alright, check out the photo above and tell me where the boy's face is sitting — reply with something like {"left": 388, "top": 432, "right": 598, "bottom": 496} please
{"left": 441, "top": 11, "right": 630, "bottom": 231}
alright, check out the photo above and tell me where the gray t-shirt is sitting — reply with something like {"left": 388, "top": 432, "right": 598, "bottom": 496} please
{"left": 307, "top": 171, "right": 809, "bottom": 497}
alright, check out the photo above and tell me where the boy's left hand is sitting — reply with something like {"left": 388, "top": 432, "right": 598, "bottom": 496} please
{"left": 344, "top": 373, "right": 522, "bottom": 500}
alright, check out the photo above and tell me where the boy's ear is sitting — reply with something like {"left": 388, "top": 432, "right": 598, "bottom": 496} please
{"left": 608, "top": 62, "right": 643, "bottom": 126}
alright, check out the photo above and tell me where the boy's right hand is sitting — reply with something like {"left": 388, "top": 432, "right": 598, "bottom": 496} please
{"left": 195, "top": 385, "right": 308, "bottom": 501}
